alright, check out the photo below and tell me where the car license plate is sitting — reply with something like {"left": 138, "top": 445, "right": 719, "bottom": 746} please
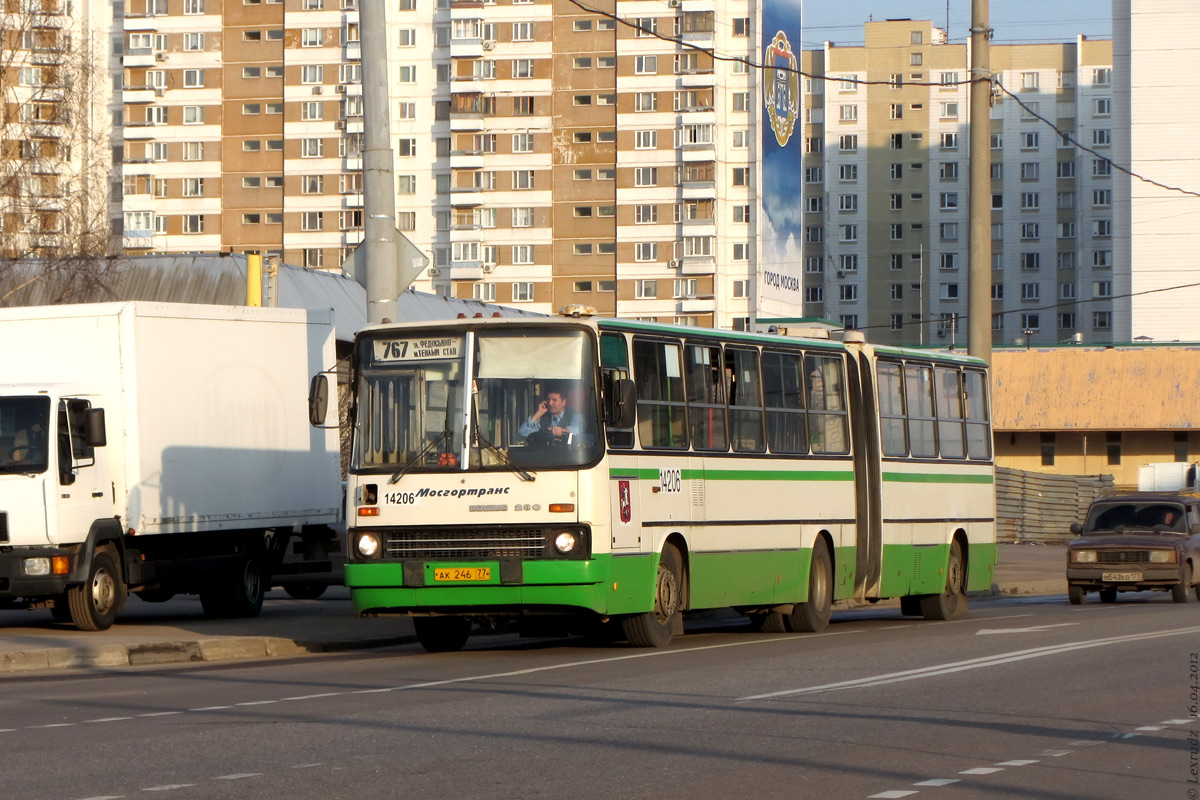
{"left": 1102, "top": 571, "right": 1142, "bottom": 582}
{"left": 433, "top": 567, "right": 491, "bottom": 582}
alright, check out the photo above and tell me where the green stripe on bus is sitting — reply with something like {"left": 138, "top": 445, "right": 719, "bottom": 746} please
{"left": 610, "top": 468, "right": 854, "bottom": 481}
{"left": 882, "top": 472, "right": 994, "bottom": 484}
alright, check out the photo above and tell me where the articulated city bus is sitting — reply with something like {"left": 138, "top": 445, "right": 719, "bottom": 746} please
{"left": 339, "top": 315, "right": 996, "bottom": 652}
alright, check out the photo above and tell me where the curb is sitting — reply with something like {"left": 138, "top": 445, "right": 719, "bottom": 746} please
{"left": 0, "top": 634, "right": 418, "bottom": 676}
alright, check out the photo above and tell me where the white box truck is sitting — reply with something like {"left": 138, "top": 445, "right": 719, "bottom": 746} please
{"left": 0, "top": 302, "right": 343, "bottom": 630}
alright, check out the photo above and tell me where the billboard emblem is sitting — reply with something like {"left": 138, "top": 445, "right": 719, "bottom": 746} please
{"left": 764, "top": 30, "right": 800, "bottom": 148}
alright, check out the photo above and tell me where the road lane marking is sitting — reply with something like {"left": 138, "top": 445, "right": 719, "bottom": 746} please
{"left": 34, "top": 723, "right": 73, "bottom": 728}
{"left": 913, "top": 778, "right": 960, "bottom": 786}
{"left": 142, "top": 785, "right": 195, "bottom": 792}
{"left": 996, "top": 760, "right": 1038, "bottom": 766}
{"left": 188, "top": 706, "right": 232, "bottom": 712}
{"left": 215, "top": 774, "right": 262, "bottom": 780}
{"left": 975, "top": 623, "right": 1079, "bottom": 635}
{"left": 1163, "top": 719, "right": 1194, "bottom": 725}
{"left": 868, "top": 792, "right": 917, "bottom": 799}
{"left": 235, "top": 700, "right": 278, "bottom": 706}
{"left": 737, "top": 625, "right": 1200, "bottom": 701}
{"left": 138, "top": 712, "right": 181, "bottom": 718}
{"left": 85, "top": 717, "right": 132, "bottom": 723}
{"left": 1135, "top": 725, "right": 1165, "bottom": 731}
{"left": 281, "top": 693, "right": 343, "bottom": 701}
{"left": 959, "top": 767, "right": 1003, "bottom": 775}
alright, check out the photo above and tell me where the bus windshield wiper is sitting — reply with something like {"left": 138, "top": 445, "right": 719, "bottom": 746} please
{"left": 388, "top": 429, "right": 447, "bottom": 485}
{"left": 473, "top": 423, "right": 535, "bottom": 482}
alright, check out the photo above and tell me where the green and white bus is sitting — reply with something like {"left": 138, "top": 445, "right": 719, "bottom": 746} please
{"left": 338, "top": 315, "right": 997, "bottom": 652}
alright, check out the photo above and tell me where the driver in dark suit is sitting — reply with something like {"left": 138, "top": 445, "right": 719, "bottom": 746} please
{"left": 519, "top": 386, "right": 582, "bottom": 442}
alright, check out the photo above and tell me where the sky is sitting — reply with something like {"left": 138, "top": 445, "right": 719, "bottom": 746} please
{"left": 801, "top": 0, "right": 1112, "bottom": 49}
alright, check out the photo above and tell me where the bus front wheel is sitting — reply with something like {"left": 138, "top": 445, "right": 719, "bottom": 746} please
{"left": 786, "top": 539, "right": 833, "bottom": 633}
{"left": 622, "top": 544, "right": 684, "bottom": 647}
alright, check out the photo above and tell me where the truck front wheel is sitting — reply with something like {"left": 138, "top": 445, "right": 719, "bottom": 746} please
{"left": 68, "top": 549, "right": 125, "bottom": 631}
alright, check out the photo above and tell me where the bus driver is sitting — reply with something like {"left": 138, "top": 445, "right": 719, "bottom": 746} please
{"left": 519, "top": 385, "right": 582, "bottom": 443}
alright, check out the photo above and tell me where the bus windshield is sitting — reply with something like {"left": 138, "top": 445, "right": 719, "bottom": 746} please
{"left": 0, "top": 396, "right": 51, "bottom": 475}
{"left": 354, "top": 328, "right": 601, "bottom": 472}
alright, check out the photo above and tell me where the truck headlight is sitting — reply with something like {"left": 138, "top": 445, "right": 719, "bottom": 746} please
{"left": 1148, "top": 550, "right": 1177, "bottom": 564}
{"left": 23, "top": 558, "right": 50, "bottom": 576}
{"left": 1071, "top": 550, "right": 1097, "bottom": 563}
{"left": 357, "top": 533, "right": 381, "bottom": 558}
{"left": 553, "top": 531, "right": 578, "bottom": 554}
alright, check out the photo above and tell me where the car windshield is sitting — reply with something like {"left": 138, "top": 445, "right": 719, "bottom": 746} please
{"left": 0, "top": 396, "right": 51, "bottom": 475}
{"left": 1083, "top": 501, "right": 1188, "bottom": 533}
{"left": 353, "top": 328, "right": 601, "bottom": 473}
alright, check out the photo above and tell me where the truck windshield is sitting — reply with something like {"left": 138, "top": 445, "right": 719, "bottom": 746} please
{"left": 0, "top": 396, "right": 51, "bottom": 475}
{"left": 353, "top": 328, "right": 601, "bottom": 472}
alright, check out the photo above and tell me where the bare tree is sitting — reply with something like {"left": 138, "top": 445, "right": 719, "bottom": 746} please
{"left": 1, "top": 0, "right": 118, "bottom": 304}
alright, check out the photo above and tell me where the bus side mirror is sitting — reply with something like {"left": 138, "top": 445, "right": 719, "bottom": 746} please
{"left": 1069, "top": 522, "right": 1082, "bottom": 535}
{"left": 308, "top": 375, "right": 329, "bottom": 426}
{"left": 600, "top": 376, "right": 638, "bottom": 429}
{"left": 85, "top": 408, "right": 107, "bottom": 448}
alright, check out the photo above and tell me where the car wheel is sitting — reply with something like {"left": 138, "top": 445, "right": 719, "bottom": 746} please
{"left": 1099, "top": 587, "right": 1118, "bottom": 603}
{"left": 1068, "top": 584, "right": 1085, "bottom": 605}
{"left": 1172, "top": 563, "right": 1193, "bottom": 604}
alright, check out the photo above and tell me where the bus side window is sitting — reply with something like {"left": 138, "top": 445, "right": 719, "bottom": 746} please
{"left": 725, "top": 346, "right": 765, "bottom": 453}
{"left": 877, "top": 361, "right": 908, "bottom": 457}
{"left": 763, "top": 350, "right": 807, "bottom": 454}
{"left": 934, "top": 367, "right": 966, "bottom": 459}
{"left": 806, "top": 354, "right": 848, "bottom": 454}
{"left": 964, "top": 369, "right": 992, "bottom": 460}
{"left": 600, "top": 333, "right": 634, "bottom": 449}
{"left": 684, "top": 342, "right": 728, "bottom": 451}
{"left": 632, "top": 338, "right": 688, "bottom": 450}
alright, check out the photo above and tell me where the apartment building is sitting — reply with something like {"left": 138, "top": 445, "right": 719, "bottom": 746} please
{"left": 1, "top": 0, "right": 114, "bottom": 258}
{"left": 799, "top": 20, "right": 1114, "bottom": 346}
{"left": 113, "top": 0, "right": 758, "bottom": 327}
{"left": 1114, "top": 0, "right": 1200, "bottom": 342}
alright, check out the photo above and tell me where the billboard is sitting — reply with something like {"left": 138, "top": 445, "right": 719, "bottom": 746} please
{"left": 757, "top": 0, "right": 805, "bottom": 319}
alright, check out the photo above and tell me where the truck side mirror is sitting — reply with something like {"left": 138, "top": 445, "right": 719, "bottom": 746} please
{"left": 308, "top": 375, "right": 329, "bottom": 427}
{"left": 85, "top": 408, "right": 107, "bottom": 448}
{"left": 1069, "top": 522, "right": 1082, "bottom": 535}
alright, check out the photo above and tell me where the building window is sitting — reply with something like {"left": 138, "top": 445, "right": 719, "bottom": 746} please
{"left": 512, "top": 283, "right": 535, "bottom": 302}
{"left": 1175, "top": 432, "right": 1190, "bottom": 463}
{"left": 1106, "top": 431, "right": 1121, "bottom": 465}
{"left": 182, "top": 214, "right": 205, "bottom": 233}
{"left": 1041, "top": 433, "right": 1055, "bottom": 466}
{"left": 634, "top": 167, "right": 658, "bottom": 187}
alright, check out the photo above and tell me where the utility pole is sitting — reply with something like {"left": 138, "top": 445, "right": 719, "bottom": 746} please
{"left": 359, "top": 0, "right": 399, "bottom": 325}
{"left": 967, "top": 0, "right": 992, "bottom": 362}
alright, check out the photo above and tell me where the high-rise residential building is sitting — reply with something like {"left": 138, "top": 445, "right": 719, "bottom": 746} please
{"left": 114, "top": 0, "right": 759, "bottom": 327}
{"left": 799, "top": 20, "right": 1113, "bottom": 346}
{"left": 1, "top": 0, "right": 115, "bottom": 259}
{"left": 1113, "top": 0, "right": 1200, "bottom": 342}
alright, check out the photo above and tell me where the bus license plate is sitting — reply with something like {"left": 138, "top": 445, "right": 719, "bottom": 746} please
{"left": 1102, "top": 571, "right": 1142, "bottom": 582}
{"left": 433, "top": 567, "right": 491, "bottom": 582}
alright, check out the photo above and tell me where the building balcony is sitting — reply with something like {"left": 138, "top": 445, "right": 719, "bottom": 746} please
{"left": 343, "top": 43, "right": 361, "bottom": 61}
{"left": 679, "top": 257, "right": 716, "bottom": 275}
{"left": 451, "top": 76, "right": 484, "bottom": 94}
{"left": 450, "top": 152, "right": 484, "bottom": 170}
{"left": 446, "top": 260, "right": 484, "bottom": 281}
{"left": 122, "top": 121, "right": 157, "bottom": 139}
{"left": 680, "top": 143, "right": 715, "bottom": 160}
{"left": 123, "top": 87, "right": 158, "bottom": 104}
{"left": 449, "top": 40, "right": 484, "bottom": 59}
{"left": 678, "top": 71, "right": 715, "bottom": 89}
{"left": 678, "top": 296, "right": 716, "bottom": 314}
{"left": 343, "top": 194, "right": 364, "bottom": 208}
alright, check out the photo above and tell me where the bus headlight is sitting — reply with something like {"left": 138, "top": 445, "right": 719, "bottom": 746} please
{"left": 357, "top": 533, "right": 381, "bottom": 558}
{"left": 1148, "top": 550, "right": 1176, "bottom": 563}
{"left": 553, "top": 531, "right": 578, "bottom": 555}
{"left": 1071, "top": 550, "right": 1097, "bottom": 563}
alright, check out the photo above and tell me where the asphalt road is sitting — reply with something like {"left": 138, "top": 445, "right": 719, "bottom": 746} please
{"left": 2, "top": 593, "right": 1197, "bottom": 800}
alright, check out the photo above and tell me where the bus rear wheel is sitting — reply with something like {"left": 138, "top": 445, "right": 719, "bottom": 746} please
{"left": 920, "top": 540, "right": 965, "bottom": 621}
{"left": 622, "top": 544, "right": 683, "bottom": 647}
{"left": 785, "top": 539, "right": 833, "bottom": 633}
{"left": 414, "top": 617, "right": 471, "bottom": 652}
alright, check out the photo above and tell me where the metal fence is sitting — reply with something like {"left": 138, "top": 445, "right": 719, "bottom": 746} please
{"left": 995, "top": 466, "right": 1114, "bottom": 544}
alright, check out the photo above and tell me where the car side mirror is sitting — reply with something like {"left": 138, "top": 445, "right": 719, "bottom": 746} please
{"left": 1191, "top": 522, "right": 1200, "bottom": 536}
{"left": 308, "top": 374, "right": 329, "bottom": 426}
{"left": 1069, "top": 522, "right": 1082, "bottom": 535}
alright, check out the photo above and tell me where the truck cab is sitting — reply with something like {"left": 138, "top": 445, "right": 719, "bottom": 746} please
{"left": 1, "top": 388, "right": 115, "bottom": 627}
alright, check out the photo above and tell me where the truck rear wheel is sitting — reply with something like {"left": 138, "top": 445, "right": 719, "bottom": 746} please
{"left": 200, "top": 553, "right": 265, "bottom": 618}
{"left": 68, "top": 549, "right": 124, "bottom": 631}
